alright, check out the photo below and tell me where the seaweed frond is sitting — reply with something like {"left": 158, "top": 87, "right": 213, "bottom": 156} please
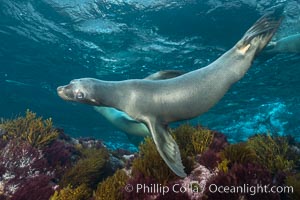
{"left": 285, "top": 173, "right": 300, "bottom": 200}
{"left": 94, "top": 169, "right": 129, "bottom": 200}
{"left": 173, "top": 125, "right": 214, "bottom": 172}
{"left": 50, "top": 184, "right": 91, "bottom": 200}
{"left": 60, "top": 148, "right": 110, "bottom": 189}
{"left": 247, "top": 134, "right": 294, "bottom": 173}
{"left": 0, "top": 110, "right": 59, "bottom": 148}
{"left": 221, "top": 143, "right": 257, "bottom": 165}
{"left": 131, "top": 137, "right": 177, "bottom": 184}
{"left": 217, "top": 159, "right": 230, "bottom": 173}
{"left": 173, "top": 125, "right": 214, "bottom": 155}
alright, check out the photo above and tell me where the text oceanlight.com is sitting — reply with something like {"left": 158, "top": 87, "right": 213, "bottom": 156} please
{"left": 124, "top": 182, "right": 294, "bottom": 196}
{"left": 208, "top": 183, "right": 293, "bottom": 196}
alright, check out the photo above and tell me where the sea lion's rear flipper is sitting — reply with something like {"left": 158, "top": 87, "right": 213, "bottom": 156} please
{"left": 144, "top": 118, "right": 187, "bottom": 177}
{"left": 236, "top": 6, "right": 283, "bottom": 56}
{"left": 144, "top": 70, "right": 185, "bottom": 80}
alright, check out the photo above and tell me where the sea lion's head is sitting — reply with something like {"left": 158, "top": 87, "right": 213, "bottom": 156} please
{"left": 57, "top": 78, "right": 99, "bottom": 106}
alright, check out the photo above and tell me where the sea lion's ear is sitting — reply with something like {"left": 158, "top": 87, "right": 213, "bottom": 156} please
{"left": 143, "top": 117, "right": 187, "bottom": 178}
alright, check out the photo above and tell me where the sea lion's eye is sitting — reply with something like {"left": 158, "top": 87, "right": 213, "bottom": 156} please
{"left": 76, "top": 92, "right": 84, "bottom": 99}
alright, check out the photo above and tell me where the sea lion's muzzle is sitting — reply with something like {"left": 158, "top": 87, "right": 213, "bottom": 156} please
{"left": 57, "top": 85, "right": 74, "bottom": 101}
{"left": 57, "top": 86, "right": 64, "bottom": 93}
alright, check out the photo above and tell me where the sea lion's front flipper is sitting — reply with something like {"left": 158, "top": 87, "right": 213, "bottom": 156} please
{"left": 144, "top": 118, "right": 187, "bottom": 177}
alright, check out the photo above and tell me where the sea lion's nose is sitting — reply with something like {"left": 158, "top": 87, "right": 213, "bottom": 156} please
{"left": 57, "top": 86, "right": 70, "bottom": 100}
{"left": 57, "top": 86, "right": 64, "bottom": 93}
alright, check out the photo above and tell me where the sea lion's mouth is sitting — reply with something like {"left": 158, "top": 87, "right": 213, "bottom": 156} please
{"left": 57, "top": 86, "right": 73, "bottom": 101}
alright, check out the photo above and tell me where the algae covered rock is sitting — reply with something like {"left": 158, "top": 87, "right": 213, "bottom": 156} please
{"left": 10, "top": 175, "right": 54, "bottom": 200}
{"left": 1, "top": 111, "right": 299, "bottom": 200}
{"left": 0, "top": 111, "right": 114, "bottom": 200}
{"left": 0, "top": 139, "right": 52, "bottom": 199}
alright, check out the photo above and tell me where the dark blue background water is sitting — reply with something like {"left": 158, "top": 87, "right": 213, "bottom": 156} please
{"left": 1, "top": 0, "right": 299, "bottom": 151}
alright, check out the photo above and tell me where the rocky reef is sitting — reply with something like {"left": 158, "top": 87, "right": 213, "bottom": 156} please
{"left": 0, "top": 111, "right": 299, "bottom": 200}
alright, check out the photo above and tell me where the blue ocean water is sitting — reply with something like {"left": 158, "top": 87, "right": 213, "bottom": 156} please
{"left": 0, "top": 0, "right": 299, "bottom": 151}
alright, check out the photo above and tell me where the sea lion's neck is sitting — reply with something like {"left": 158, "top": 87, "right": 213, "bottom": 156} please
{"left": 91, "top": 79, "right": 124, "bottom": 109}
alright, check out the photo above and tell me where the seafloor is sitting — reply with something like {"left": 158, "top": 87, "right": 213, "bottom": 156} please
{"left": 0, "top": 111, "right": 299, "bottom": 200}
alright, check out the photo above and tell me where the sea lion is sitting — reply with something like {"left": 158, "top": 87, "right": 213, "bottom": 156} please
{"left": 57, "top": 11, "right": 282, "bottom": 177}
{"left": 94, "top": 70, "right": 185, "bottom": 140}
{"left": 265, "top": 33, "right": 300, "bottom": 54}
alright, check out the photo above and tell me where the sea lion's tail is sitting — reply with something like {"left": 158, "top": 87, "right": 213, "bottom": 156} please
{"left": 236, "top": 6, "right": 283, "bottom": 56}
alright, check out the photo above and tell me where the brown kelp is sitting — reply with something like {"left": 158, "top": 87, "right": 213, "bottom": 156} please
{"left": 173, "top": 125, "right": 214, "bottom": 173}
{"left": 131, "top": 137, "right": 178, "bottom": 185}
{"left": 0, "top": 110, "right": 59, "bottom": 148}
{"left": 220, "top": 143, "right": 257, "bottom": 166}
{"left": 285, "top": 173, "right": 300, "bottom": 200}
{"left": 94, "top": 169, "right": 129, "bottom": 200}
{"left": 60, "top": 147, "right": 111, "bottom": 189}
{"left": 50, "top": 184, "right": 91, "bottom": 200}
{"left": 247, "top": 134, "right": 295, "bottom": 173}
